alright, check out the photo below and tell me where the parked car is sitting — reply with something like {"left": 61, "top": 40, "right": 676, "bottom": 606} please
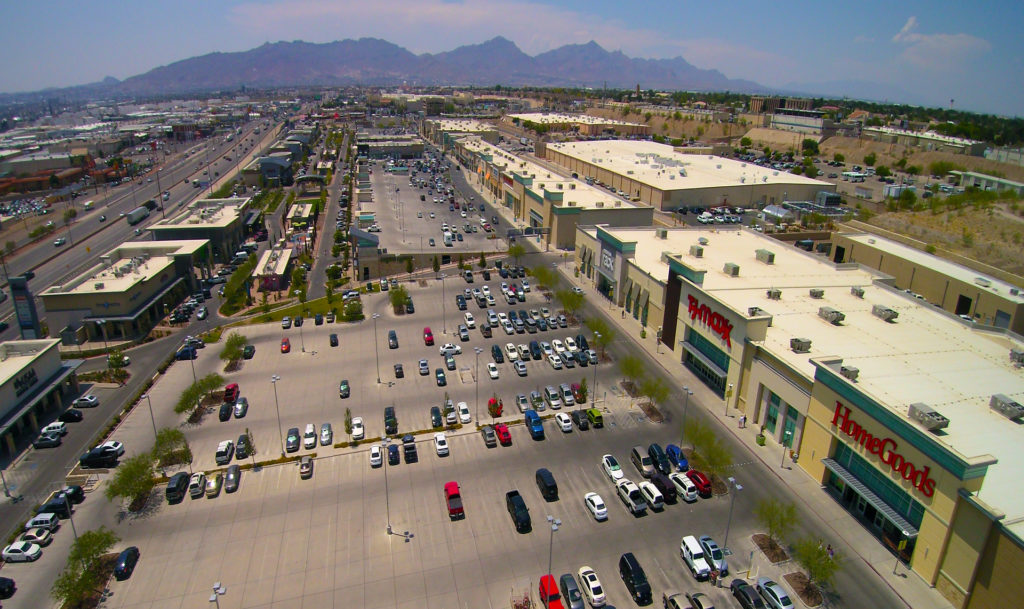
{"left": 113, "top": 546, "right": 141, "bottom": 580}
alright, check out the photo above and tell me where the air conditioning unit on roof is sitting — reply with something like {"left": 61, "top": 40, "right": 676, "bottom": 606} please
{"left": 872, "top": 304, "right": 899, "bottom": 322}
{"left": 909, "top": 402, "right": 950, "bottom": 431}
{"left": 766, "top": 288, "right": 782, "bottom": 300}
{"left": 818, "top": 307, "right": 845, "bottom": 324}
{"left": 990, "top": 394, "right": 1024, "bottom": 420}
{"left": 689, "top": 245, "right": 703, "bottom": 258}
{"left": 790, "top": 338, "right": 811, "bottom": 353}
{"left": 840, "top": 365, "right": 859, "bottom": 381}
{"left": 723, "top": 263, "right": 740, "bottom": 276}
{"left": 851, "top": 286, "right": 865, "bottom": 298}
{"left": 809, "top": 288, "right": 825, "bottom": 299}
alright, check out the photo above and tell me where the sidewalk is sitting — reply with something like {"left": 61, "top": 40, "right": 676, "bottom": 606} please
{"left": 456, "top": 157, "right": 951, "bottom": 609}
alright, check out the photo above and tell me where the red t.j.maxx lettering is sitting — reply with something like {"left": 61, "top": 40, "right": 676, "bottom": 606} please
{"left": 687, "top": 295, "right": 733, "bottom": 348}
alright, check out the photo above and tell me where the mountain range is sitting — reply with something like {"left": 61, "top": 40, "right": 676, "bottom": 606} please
{"left": 12, "top": 36, "right": 773, "bottom": 100}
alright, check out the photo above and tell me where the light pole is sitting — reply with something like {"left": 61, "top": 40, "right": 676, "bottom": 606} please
{"left": 680, "top": 386, "right": 694, "bottom": 448}
{"left": 723, "top": 477, "right": 743, "bottom": 553}
{"left": 183, "top": 338, "right": 197, "bottom": 384}
{"left": 271, "top": 375, "right": 284, "bottom": 456}
{"left": 440, "top": 273, "right": 447, "bottom": 334}
{"left": 299, "top": 320, "right": 305, "bottom": 352}
{"left": 382, "top": 437, "right": 392, "bottom": 535}
{"left": 474, "top": 346, "right": 484, "bottom": 422}
{"left": 209, "top": 583, "right": 226, "bottom": 608}
{"left": 64, "top": 493, "right": 79, "bottom": 541}
{"left": 781, "top": 430, "right": 793, "bottom": 468}
{"left": 591, "top": 332, "right": 601, "bottom": 409}
{"left": 372, "top": 313, "right": 382, "bottom": 383}
{"left": 142, "top": 394, "right": 159, "bottom": 445}
{"left": 546, "top": 515, "right": 561, "bottom": 590}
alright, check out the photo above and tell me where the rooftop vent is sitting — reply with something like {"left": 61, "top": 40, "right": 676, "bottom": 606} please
{"left": 840, "top": 365, "right": 859, "bottom": 381}
{"left": 871, "top": 304, "right": 899, "bottom": 322}
{"left": 790, "top": 338, "right": 811, "bottom": 353}
{"left": 93, "top": 282, "right": 104, "bottom": 290}
{"left": 809, "top": 288, "right": 825, "bottom": 299}
{"left": 748, "top": 306, "right": 762, "bottom": 317}
{"left": 766, "top": 288, "right": 782, "bottom": 300}
{"left": 851, "top": 286, "right": 865, "bottom": 298}
{"left": 656, "top": 228, "right": 668, "bottom": 239}
{"left": 990, "top": 394, "right": 1024, "bottom": 421}
{"left": 1011, "top": 349, "right": 1024, "bottom": 365}
{"left": 689, "top": 245, "right": 704, "bottom": 258}
{"left": 755, "top": 249, "right": 775, "bottom": 264}
{"left": 723, "top": 263, "right": 740, "bottom": 277}
{"left": 818, "top": 307, "right": 846, "bottom": 324}
{"left": 698, "top": 237, "right": 709, "bottom": 246}
{"left": 974, "top": 277, "right": 992, "bottom": 288}
{"left": 909, "top": 402, "right": 950, "bottom": 432}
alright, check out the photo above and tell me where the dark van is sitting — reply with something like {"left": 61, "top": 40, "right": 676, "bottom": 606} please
{"left": 384, "top": 406, "right": 398, "bottom": 435}
{"left": 535, "top": 468, "right": 558, "bottom": 501}
{"left": 166, "top": 472, "right": 189, "bottom": 503}
{"left": 619, "top": 552, "right": 652, "bottom": 604}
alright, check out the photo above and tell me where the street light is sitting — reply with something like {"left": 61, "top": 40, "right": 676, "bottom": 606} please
{"left": 372, "top": 313, "right": 382, "bottom": 383}
{"left": 722, "top": 477, "right": 743, "bottom": 553}
{"left": 209, "top": 583, "right": 226, "bottom": 608}
{"left": 680, "top": 386, "right": 694, "bottom": 448}
{"left": 474, "top": 346, "right": 484, "bottom": 422}
{"left": 591, "top": 332, "right": 601, "bottom": 409}
{"left": 546, "top": 515, "right": 561, "bottom": 596}
{"left": 299, "top": 319, "right": 305, "bottom": 352}
{"left": 271, "top": 375, "right": 284, "bottom": 456}
{"left": 382, "top": 437, "right": 393, "bottom": 534}
{"left": 440, "top": 273, "right": 448, "bottom": 334}
{"left": 142, "top": 394, "right": 159, "bottom": 446}
{"left": 182, "top": 338, "right": 197, "bottom": 385}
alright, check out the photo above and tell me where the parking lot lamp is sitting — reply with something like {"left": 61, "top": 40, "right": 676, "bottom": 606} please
{"left": 142, "top": 393, "right": 158, "bottom": 446}
{"left": 382, "top": 437, "right": 392, "bottom": 535}
{"left": 546, "top": 515, "right": 561, "bottom": 600}
{"left": 209, "top": 583, "right": 226, "bottom": 608}
{"left": 474, "top": 346, "right": 484, "bottom": 422}
{"left": 299, "top": 319, "right": 305, "bottom": 353}
{"left": 372, "top": 313, "right": 382, "bottom": 383}
{"left": 723, "top": 477, "right": 743, "bottom": 553}
{"left": 271, "top": 375, "right": 284, "bottom": 456}
{"left": 680, "top": 386, "right": 694, "bottom": 448}
{"left": 591, "top": 332, "right": 601, "bottom": 409}
{"left": 440, "top": 273, "right": 448, "bottom": 334}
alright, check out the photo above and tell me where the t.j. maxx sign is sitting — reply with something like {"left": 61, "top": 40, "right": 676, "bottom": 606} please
{"left": 687, "top": 295, "right": 734, "bottom": 348}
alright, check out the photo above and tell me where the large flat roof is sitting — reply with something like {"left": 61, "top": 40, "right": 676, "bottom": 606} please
{"left": 41, "top": 240, "right": 207, "bottom": 296}
{"left": 254, "top": 247, "right": 292, "bottom": 277}
{"left": 840, "top": 232, "right": 1024, "bottom": 304}
{"left": 507, "top": 112, "right": 644, "bottom": 127}
{"left": 429, "top": 118, "right": 496, "bottom": 133}
{"left": 0, "top": 340, "right": 60, "bottom": 388}
{"left": 548, "top": 140, "right": 830, "bottom": 192}
{"left": 149, "top": 197, "right": 248, "bottom": 231}
{"left": 459, "top": 137, "right": 647, "bottom": 211}
{"left": 590, "top": 225, "right": 1024, "bottom": 526}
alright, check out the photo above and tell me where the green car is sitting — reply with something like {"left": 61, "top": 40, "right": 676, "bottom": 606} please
{"left": 242, "top": 345, "right": 255, "bottom": 359}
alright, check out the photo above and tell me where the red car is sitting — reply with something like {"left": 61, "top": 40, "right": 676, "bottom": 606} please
{"left": 539, "top": 574, "right": 565, "bottom": 609}
{"left": 686, "top": 469, "right": 712, "bottom": 497}
{"left": 280, "top": 337, "right": 290, "bottom": 353}
{"left": 494, "top": 423, "right": 512, "bottom": 446}
{"left": 423, "top": 327, "right": 434, "bottom": 346}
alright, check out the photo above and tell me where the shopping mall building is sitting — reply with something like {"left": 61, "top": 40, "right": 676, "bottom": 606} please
{"left": 575, "top": 224, "right": 1024, "bottom": 609}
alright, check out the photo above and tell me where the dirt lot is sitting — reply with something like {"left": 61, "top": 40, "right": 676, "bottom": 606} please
{"left": 820, "top": 136, "right": 1024, "bottom": 182}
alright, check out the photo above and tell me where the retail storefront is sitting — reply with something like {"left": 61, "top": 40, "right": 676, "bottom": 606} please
{"left": 0, "top": 339, "right": 82, "bottom": 456}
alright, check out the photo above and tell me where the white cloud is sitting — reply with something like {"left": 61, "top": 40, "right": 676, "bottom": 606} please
{"left": 890, "top": 16, "right": 991, "bottom": 71}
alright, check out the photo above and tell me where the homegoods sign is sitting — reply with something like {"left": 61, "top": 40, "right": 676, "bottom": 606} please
{"left": 831, "top": 402, "right": 937, "bottom": 498}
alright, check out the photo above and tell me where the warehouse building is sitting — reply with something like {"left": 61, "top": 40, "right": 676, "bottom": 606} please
{"left": 452, "top": 136, "right": 654, "bottom": 249}
{"left": 421, "top": 118, "right": 500, "bottom": 150}
{"left": 503, "top": 112, "right": 650, "bottom": 137}
{"left": 40, "top": 240, "right": 209, "bottom": 342}
{"left": 574, "top": 223, "right": 1024, "bottom": 609}
{"left": 544, "top": 140, "right": 832, "bottom": 211}
{"left": 148, "top": 197, "right": 249, "bottom": 262}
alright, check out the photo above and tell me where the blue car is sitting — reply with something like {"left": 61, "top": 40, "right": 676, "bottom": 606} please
{"left": 665, "top": 444, "right": 689, "bottom": 472}
{"left": 525, "top": 409, "right": 544, "bottom": 440}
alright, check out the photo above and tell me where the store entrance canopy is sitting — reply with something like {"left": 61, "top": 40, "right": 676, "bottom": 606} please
{"left": 822, "top": 458, "right": 919, "bottom": 538}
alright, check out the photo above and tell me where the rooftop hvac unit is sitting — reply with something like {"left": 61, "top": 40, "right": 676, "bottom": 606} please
{"left": 723, "top": 263, "right": 740, "bottom": 277}
{"left": 748, "top": 306, "right": 762, "bottom": 317}
{"left": 767, "top": 288, "right": 782, "bottom": 300}
{"left": 790, "top": 338, "right": 811, "bottom": 353}
{"left": 689, "top": 245, "right": 704, "bottom": 258}
{"left": 818, "top": 307, "right": 846, "bottom": 324}
{"left": 840, "top": 365, "right": 860, "bottom": 381}
{"left": 851, "top": 286, "right": 865, "bottom": 298}
{"left": 974, "top": 277, "right": 992, "bottom": 288}
{"left": 656, "top": 228, "right": 668, "bottom": 239}
{"left": 1011, "top": 349, "right": 1024, "bottom": 364}
{"left": 871, "top": 304, "right": 899, "bottom": 322}
{"left": 909, "top": 402, "right": 950, "bottom": 431}
{"left": 93, "top": 282, "right": 104, "bottom": 290}
{"left": 990, "top": 394, "right": 1024, "bottom": 420}
{"left": 698, "top": 237, "right": 709, "bottom": 245}
{"left": 755, "top": 249, "right": 775, "bottom": 264}
{"left": 595, "top": 201, "right": 604, "bottom": 207}
{"left": 1011, "top": 288, "right": 1020, "bottom": 296}
{"left": 809, "top": 288, "right": 825, "bottom": 299}
{"left": 614, "top": 201, "right": 621, "bottom": 207}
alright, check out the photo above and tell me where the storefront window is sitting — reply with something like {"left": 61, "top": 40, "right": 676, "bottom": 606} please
{"left": 765, "top": 401, "right": 779, "bottom": 434}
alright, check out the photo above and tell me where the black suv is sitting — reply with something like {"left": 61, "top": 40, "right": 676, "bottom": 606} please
{"left": 384, "top": 407, "right": 398, "bottom": 435}
{"left": 79, "top": 447, "right": 118, "bottom": 469}
{"left": 491, "top": 344, "right": 504, "bottom": 363}
{"left": 388, "top": 330, "right": 398, "bottom": 349}
{"left": 619, "top": 552, "right": 652, "bottom": 604}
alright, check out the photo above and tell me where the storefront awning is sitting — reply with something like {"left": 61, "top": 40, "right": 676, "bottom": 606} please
{"left": 822, "top": 458, "right": 919, "bottom": 538}
{"left": 681, "top": 341, "right": 727, "bottom": 379}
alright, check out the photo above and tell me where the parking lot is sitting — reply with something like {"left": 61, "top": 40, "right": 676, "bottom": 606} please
{"left": 364, "top": 156, "right": 506, "bottom": 255}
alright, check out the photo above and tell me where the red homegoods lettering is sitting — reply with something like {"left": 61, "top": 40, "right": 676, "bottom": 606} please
{"left": 687, "top": 295, "right": 733, "bottom": 348}
{"left": 831, "top": 403, "right": 937, "bottom": 498}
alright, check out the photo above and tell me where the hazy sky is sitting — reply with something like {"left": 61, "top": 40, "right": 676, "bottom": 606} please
{"left": 3, "top": 0, "right": 1021, "bottom": 116}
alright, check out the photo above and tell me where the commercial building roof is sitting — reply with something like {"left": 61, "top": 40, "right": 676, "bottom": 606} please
{"left": 149, "top": 197, "right": 248, "bottom": 230}
{"left": 507, "top": 112, "right": 644, "bottom": 128}
{"left": 254, "top": 247, "right": 292, "bottom": 277}
{"left": 459, "top": 137, "right": 646, "bottom": 211}
{"left": 840, "top": 232, "right": 1024, "bottom": 305}
{"left": 288, "top": 203, "right": 313, "bottom": 220}
{"left": 589, "top": 225, "right": 1024, "bottom": 530}
{"left": 429, "top": 119, "right": 496, "bottom": 133}
{"left": 0, "top": 339, "right": 61, "bottom": 388}
{"left": 40, "top": 240, "right": 207, "bottom": 296}
{"left": 548, "top": 140, "right": 829, "bottom": 192}
{"left": 863, "top": 126, "right": 981, "bottom": 146}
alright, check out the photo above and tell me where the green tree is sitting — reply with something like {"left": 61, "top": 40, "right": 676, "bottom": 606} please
{"left": 63, "top": 208, "right": 78, "bottom": 225}
{"left": 906, "top": 165, "right": 921, "bottom": 176}
{"left": 219, "top": 331, "right": 247, "bottom": 363}
{"left": 898, "top": 188, "right": 917, "bottom": 209}
{"left": 576, "top": 377, "right": 588, "bottom": 404}
{"left": 530, "top": 265, "right": 557, "bottom": 291}
{"left": 863, "top": 152, "right": 877, "bottom": 167}
{"left": 928, "top": 160, "right": 963, "bottom": 177}
{"left": 555, "top": 289, "right": 584, "bottom": 322}
{"left": 833, "top": 152, "right": 845, "bottom": 163}
{"left": 740, "top": 136, "right": 752, "bottom": 148}
{"left": 801, "top": 139, "right": 820, "bottom": 155}
{"left": 389, "top": 284, "right": 409, "bottom": 312}
{"left": 895, "top": 157, "right": 908, "bottom": 170}
{"left": 104, "top": 454, "right": 155, "bottom": 509}
{"left": 344, "top": 298, "right": 364, "bottom": 321}
{"left": 5, "top": 240, "right": 15, "bottom": 255}
{"left": 51, "top": 527, "right": 120, "bottom": 608}
{"left": 153, "top": 427, "right": 191, "bottom": 467}
{"left": 106, "top": 349, "right": 128, "bottom": 370}
{"left": 457, "top": 254, "right": 465, "bottom": 270}
{"left": 875, "top": 165, "right": 892, "bottom": 178}
{"left": 639, "top": 376, "right": 670, "bottom": 412}
{"left": 618, "top": 354, "right": 645, "bottom": 392}
{"left": 507, "top": 242, "right": 526, "bottom": 266}
{"left": 344, "top": 407, "right": 353, "bottom": 436}
{"left": 174, "top": 373, "right": 225, "bottom": 415}
{"left": 585, "top": 317, "right": 615, "bottom": 358}
{"left": 793, "top": 536, "right": 843, "bottom": 590}
{"left": 479, "top": 252, "right": 487, "bottom": 268}
{"left": 405, "top": 257, "right": 414, "bottom": 275}
{"left": 755, "top": 497, "right": 798, "bottom": 548}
